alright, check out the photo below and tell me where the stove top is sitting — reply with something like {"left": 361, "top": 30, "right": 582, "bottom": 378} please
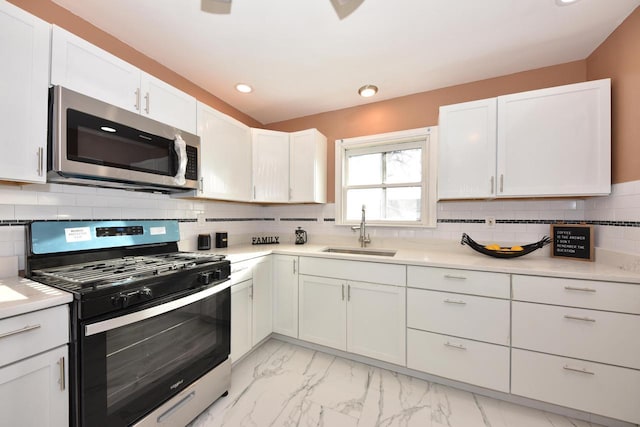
{"left": 31, "top": 252, "right": 225, "bottom": 292}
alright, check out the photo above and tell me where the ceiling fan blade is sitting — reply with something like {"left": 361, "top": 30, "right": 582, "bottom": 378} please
{"left": 201, "top": 0, "right": 232, "bottom": 14}
{"left": 330, "top": 0, "right": 365, "bottom": 20}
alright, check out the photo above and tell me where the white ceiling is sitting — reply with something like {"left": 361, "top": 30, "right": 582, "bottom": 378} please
{"left": 51, "top": 0, "right": 639, "bottom": 125}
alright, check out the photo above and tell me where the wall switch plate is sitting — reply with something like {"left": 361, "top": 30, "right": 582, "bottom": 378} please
{"left": 485, "top": 217, "right": 496, "bottom": 228}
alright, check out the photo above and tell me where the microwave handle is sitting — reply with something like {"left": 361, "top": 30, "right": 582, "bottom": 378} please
{"left": 173, "top": 135, "right": 188, "bottom": 185}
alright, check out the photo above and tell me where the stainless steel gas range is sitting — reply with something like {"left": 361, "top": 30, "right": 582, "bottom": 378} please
{"left": 25, "top": 220, "right": 231, "bottom": 427}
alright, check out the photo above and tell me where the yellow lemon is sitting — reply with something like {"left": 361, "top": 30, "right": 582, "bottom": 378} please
{"left": 510, "top": 246, "right": 523, "bottom": 251}
{"left": 484, "top": 244, "right": 500, "bottom": 251}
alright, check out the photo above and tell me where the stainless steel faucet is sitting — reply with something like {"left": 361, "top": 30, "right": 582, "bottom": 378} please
{"left": 351, "top": 204, "right": 371, "bottom": 247}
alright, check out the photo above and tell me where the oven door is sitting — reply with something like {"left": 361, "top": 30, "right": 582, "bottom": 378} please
{"left": 79, "top": 281, "right": 230, "bottom": 427}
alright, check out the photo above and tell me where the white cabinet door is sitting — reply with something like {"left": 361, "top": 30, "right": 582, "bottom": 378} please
{"left": 230, "top": 280, "right": 252, "bottom": 363}
{"left": 497, "top": 79, "right": 611, "bottom": 197}
{"left": 0, "top": 345, "right": 68, "bottom": 427}
{"left": 140, "top": 73, "right": 197, "bottom": 134}
{"left": 51, "top": 25, "right": 141, "bottom": 114}
{"left": 289, "top": 129, "right": 327, "bottom": 203}
{"left": 252, "top": 256, "right": 273, "bottom": 345}
{"left": 252, "top": 129, "right": 290, "bottom": 202}
{"left": 197, "top": 103, "right": 252, "bottom": 201}
{"left": 0, "top": 2, "right": 50, "bottom": 183}
{"left": 438, "top": 98, "right": 497, "bottom": 199}
{"left": 272, "top": 255, "right": 298, "bottom": 337}
{"left": 347, "top": 281, "right": 406, "bottom": 365}
{"left": 298, "top": 275, "right": 347, "bottom": 351}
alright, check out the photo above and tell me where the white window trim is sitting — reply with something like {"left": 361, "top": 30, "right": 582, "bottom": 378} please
{"left": 335, "top": 126, "right": 438, "bottom": 228}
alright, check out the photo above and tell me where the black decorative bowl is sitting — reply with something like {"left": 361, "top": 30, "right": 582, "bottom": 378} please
{"left": 461, "top": 233, "right": 552, "bottom": 259}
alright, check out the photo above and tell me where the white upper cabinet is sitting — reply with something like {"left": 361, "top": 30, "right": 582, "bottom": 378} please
{"left": 289, "top": 129, "right": 327, "bottom": 203}
{"left": 497, "top": 79, "right": 611, "bottom": 197}
{"left": 50, "top": 26, "right": 197, "bottom": 133}
{"left": 438, "top": 79, "right": 611, "bottom": 199}
{"left": 251, "top": 128, "right": 327, "bottom": 204}
{"left": 438, "top": 98, "right": 497, "bottom": 199}
{"left": 197, "top": 102, "right": 252, "bottom": 201}
{"left": 252, "top": 129, "right": 290, "bottom": 202}
{"left": 0, "top": 1, "right": 50, "bottom": 183}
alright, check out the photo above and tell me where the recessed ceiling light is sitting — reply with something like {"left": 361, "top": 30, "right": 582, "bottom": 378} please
{"left": 235, "top": 83, "right": 253, "bottom": 93}
{"left": 100, "top": 126, "right": 116, "bottom": 133}
{"left": 358, "top": 84, "right": 378, "bottom": 98}
{"left": 555, "top": 0, "right": 581, "bottom": 6}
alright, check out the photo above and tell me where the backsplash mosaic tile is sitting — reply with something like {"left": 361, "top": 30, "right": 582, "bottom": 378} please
{"left": 1, "top": 179, "right": 640, "bottom": 270}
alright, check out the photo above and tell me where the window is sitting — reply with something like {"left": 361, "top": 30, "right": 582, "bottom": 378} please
{"left": 335, "top": 127, "right": 437, "bottom": 227}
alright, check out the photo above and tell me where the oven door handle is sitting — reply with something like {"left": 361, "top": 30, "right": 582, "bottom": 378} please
{"left": 85, "top": 280, "right": 230, "bottom": 336}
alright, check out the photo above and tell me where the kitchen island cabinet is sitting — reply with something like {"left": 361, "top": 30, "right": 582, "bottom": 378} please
{"left": 438, "top": 79, "right": 611, "bottom": 199}
{"left": 51, "top": 26, "right": 196, "bottom": 133}
{"left": 0, "top": 1, "right": 50, "bottom": 184}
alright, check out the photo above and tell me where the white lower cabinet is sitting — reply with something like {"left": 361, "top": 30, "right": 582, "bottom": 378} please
{"left": 0, "top": 345, "right": 69, "bottom": 427}
{"left": 298, "top": 274, "right": 406, "bottom": 366}
{"left": 230, "top": 280, "right": 253, "bottom": 363}
{"left": 272, "top": 255, "right": 299, "bottom": 338}
{"left": 512, "top": 349, "right": 640, "bottom": 424}
{"left": 230, "top": 256, "right": 273, "bottom": 363}
{"left": 407, "top": 329, "right": 509, "bottom": 392}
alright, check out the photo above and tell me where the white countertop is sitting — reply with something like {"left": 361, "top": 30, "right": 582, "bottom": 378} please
{"left": 0, "top": 276, "right": 73, "bottom": 320}
{"left": 209, "top": 243, "right": 640, "bottom": 284}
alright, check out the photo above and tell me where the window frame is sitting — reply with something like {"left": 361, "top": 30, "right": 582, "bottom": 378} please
{"left": 335, "top": 127, "right": 438, "bottom": 228}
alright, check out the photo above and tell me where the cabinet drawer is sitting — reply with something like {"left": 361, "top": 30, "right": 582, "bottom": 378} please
{"left": 513, "top": 275, "right": 640, "bottom": 314}
{"left": 513, "top": 302, "right": 640, "bottom": 369}
{"left": 230, "top": 259, "right": 255, "bottom": 284}
{"left": 407, "top": 329, "right": 509, "bottom": 392}
{"left": 0, "top": 305, "right": 69, "bottom": 368}
{"left": 407, "top": 288, "right": 510, "bottom": 345}
{"left": 299, "top": 257, "right": 405, "bottom": 286}
{"left": 512, "top": 349, "right": 640, "bottom": 424}
{"left": 407, "top": 266, "right": 509, "bottom": 298}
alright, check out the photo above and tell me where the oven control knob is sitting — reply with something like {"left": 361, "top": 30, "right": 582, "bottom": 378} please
{"left": 139, "top": 287, "right": 152, "bottom": 298}
{"left": 111, "top": 294, "right": 130, "bottom": 308}
{"left": 198, "top": 271, "right": 212, "bottom": 285}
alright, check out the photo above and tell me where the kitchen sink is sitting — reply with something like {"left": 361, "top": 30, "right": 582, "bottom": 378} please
{"left": 322, "top": 247, "right": 397, "bottom": 257}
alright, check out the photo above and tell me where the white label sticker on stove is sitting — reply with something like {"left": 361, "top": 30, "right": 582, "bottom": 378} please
{"left": 64, "top": 227, "right": 92, "bottom": 243}
{"left": 150, "top": 226, "right": 166, "bottom": 236}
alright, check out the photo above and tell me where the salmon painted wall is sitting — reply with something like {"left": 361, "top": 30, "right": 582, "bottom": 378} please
{"left": 266, "top": 61, "right": 588, "bottom": 202}
{"left": 587, "top": 7, "right": 640, "bottom": 185}
{"left": 7, "top": 0, "right": 262, "bottom": 128}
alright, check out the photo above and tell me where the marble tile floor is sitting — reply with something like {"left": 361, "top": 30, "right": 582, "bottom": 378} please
{"left": 190, "top": 339, "right": 603, "bottom": 427}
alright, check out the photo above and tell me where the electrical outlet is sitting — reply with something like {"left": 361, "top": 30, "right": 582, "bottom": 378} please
{"left": 485, "top": 217, "right": 496, "bottom": 228}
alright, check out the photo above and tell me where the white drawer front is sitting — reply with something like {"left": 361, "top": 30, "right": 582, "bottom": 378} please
{"left": 512, "top": 349, "right": 640, "bottom": 424}
{"left": 299, "top": 257, "right": 405, "bottom": 286}
{"left": 512, "top": 302, "right": 640, "bottom": 369}
{"left": 407, "top": 329, "right": 509, "bottom": 392}
{"left": 407, "top": 288, "right": 510, "bottom": 345}
{"left": 0, "top": 305, "right": 69, "bottom": 368}
{"left": 513, "top": 275, "right": 640, "bottom": 314}
{"left": 231, "top": 259, "right": 256, "bottom": 284}
{"left": 407, "top": 266, "right": 510, "bottom": 298}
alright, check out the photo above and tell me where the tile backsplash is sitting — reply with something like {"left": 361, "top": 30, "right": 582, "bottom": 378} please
{"left": 2, "top": 180, "right": 640, "bottom": 270}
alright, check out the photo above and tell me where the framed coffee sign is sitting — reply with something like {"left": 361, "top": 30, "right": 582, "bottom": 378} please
{"left": 550, "top": 224, "right": 594, "bottom": 261}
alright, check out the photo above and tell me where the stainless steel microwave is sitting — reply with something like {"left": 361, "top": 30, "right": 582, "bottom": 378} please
{"left": 48, "top": 86, "right": 200, "bottom": 193}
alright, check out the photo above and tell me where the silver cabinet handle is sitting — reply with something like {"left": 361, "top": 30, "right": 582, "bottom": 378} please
{"left": 293, "top": 259, "right": 296, "bottom": 275}
{"left": 253, "top": 186, "right": 256, "bottom": 200}
{"left": 564, "top": 315, "right": 596, "bottom": 322}
{"left": 444, "top": 298, "right": 466, "bottom": 305}
{"left": 347, "top": 284, "right": 351, "bottom": 301}
{"left": 134, "top": 88, "right": 141, "bottom": 110}
{"left": 144, "top": 92, "right": 150, "bottom": 114}
{"left": 444, "top": 274, "right": 467, "bottom": 280}
{"left": 564, "top": 286, "right": 596, "bottom": 293}
{"left": 342, "top": 284, "right": 345, "bottom": 301}
{"left": 444, "top": 341, "right": 466, "bottom": 350}
{"left": 563, "top": 365, "right": 594, "bottom": 375}
{"left": 157, "top": 391, "right": 196, "bottom": 423}
{"left": 499, "top": 174, "right": 504, "bottom": 193}
{"left": 37, "top": 147, "right": 44, "bottom": 176}
{"left": 0, "top": 324, "right": 41, "bottom": 340}
{"left": 58, "top": 357, "right": 65, "bottom": 391}
{"left": 199, "top": 177, "right": 204, "bottom": 192}
{"left": 490, "top": 176, "right": 494, "bottom": 194}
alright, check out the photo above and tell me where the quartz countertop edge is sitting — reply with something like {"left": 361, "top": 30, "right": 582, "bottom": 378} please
{"left": 209, "top": 244, "right": 640, "bottom": 285}
{"left": 0, "top": 277, "right": 73, "bottom": 320}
